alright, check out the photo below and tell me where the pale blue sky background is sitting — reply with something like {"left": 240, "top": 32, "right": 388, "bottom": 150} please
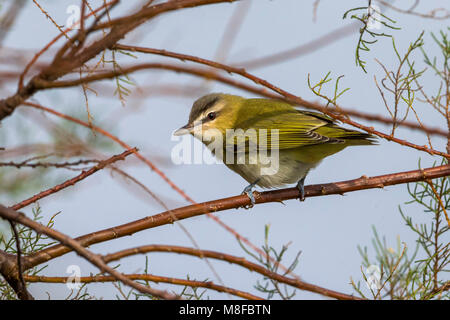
{"left": 0, "top": 0, "right": 449, "bottom": 299}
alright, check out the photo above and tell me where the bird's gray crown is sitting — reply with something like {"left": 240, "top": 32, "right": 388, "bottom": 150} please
{"left": 188, "top": 93, "right": 224, "bottom": 123}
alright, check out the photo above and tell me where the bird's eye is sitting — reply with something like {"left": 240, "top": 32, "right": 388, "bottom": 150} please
{"left": 207, "top": 112, "right": 216, "bottom": 120}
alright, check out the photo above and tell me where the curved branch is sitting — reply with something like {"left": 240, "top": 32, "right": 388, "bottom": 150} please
{"left": 23, "top": 164, "right": 450, "bottom": 271}
{"left": 24, "top": 273, "right": 263, "bottom": 300}
{"left": 11, "top": 148, "right": 137, "bottom": 211}
{"left": 0, "top": 205, "right": 178, "bottom": 300}
{"left": 101, "top": 244, "right": 361, "bottom": 300}
{"left": 235, "top": 22, "right": 360, "bottom": 69}
{"left": 376, "top": 0, "right": 450, "bottom": 20}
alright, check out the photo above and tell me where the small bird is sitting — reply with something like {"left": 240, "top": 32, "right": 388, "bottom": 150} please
{"left": 174, "top": 93, "right": 376, "bottom": 205}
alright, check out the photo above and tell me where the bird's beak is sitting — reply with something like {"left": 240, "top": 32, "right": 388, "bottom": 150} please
{"left": 173, "top": 123, "right": 193, "bottom": 136}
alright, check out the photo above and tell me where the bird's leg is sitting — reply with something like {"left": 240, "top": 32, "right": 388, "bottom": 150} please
{"left": 297, "top": 177, "right": 306, "bottom": 201}
{"left": 242, "top": 179, "right": 260, "bottom": 208}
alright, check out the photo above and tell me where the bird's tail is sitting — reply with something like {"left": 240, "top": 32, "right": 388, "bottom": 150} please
{"left": 344, "top": 134, "right": 378, "bottom": 146}
{"left": 321, "top": 124, "right": 378, "bottom": 146}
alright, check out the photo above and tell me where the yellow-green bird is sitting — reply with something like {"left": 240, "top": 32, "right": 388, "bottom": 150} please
{"left": 174, "top": 93, "right": 376, "bottom": 204}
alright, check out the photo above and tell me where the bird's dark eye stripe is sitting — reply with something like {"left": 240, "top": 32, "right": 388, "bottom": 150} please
{"left": 204, "top": 98, "right": 219, "bottom": 110}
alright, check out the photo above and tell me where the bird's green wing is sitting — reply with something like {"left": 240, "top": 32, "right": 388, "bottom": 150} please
{"left": 227, "top": 99, "right": 342, "bottom": 151}
{"left": 220, "top": 98, "right": 375, "bottom": 164}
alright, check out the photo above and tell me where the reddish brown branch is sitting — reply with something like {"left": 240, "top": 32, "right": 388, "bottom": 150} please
{"left": 101, "top": 244, "right": 361, "bottom": 300}
{"left": 430, "top": 281, "right": 450, "bottom": 297}
{"left": 333, "top": 109, "right": 447, "bottom": 138}
{"left": 23, "top": 273, "right": 263, "bottom": 300}
{"left": 11, "top": 148, "right": 137, "bottom": 211}
{"left": 18, "top": 0, "right": 118, "bottom": 91}
{"left": 23, "top": 164, "right": 450, "bottom": 273}
{"left": 236, "top": 22, "right": 360, "bottom": 69}
{"left": 93, "top": 0, "right": 239, "bottom": 31}
{"left": 426, "top": 180, "right": 450, "bottom": 229}
{"left": 3, "top": 222, "right": 34, "bottom": 300}
{"left": 0, "top": 159, "right": 100, "bottom": 169}
{"left": 0, "top": 205, "right": 178, "bottom": 300}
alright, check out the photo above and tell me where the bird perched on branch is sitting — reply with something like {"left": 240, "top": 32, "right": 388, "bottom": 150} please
{"left": 174, "top": 93, "right": 376, "bottom": 205}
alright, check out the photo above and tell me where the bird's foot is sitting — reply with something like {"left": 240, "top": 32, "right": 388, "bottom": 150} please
{"left": 241, "top": 180, "right": 259, "bottom": 209}
{"left": 297, "top": 177, "right": 306, "bottom": 202}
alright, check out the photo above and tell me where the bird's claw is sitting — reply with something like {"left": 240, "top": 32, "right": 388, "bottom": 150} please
{"left": 297, "top": 178, "right": 306, "bottom": 202}
{"left": 242, "top": 189, "right": 256, "bottom": 209}
{"left": 242, "top": 182, "right": 258, "bottom": 209}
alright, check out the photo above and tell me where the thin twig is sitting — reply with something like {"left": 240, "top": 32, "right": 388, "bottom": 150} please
{"left": 11, "top": 148, "right": 137, "bottom": 211}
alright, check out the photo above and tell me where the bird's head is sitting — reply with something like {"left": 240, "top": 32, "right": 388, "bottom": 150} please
{"left": 173, "top": 93, "right": 243, "bottom": 139}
